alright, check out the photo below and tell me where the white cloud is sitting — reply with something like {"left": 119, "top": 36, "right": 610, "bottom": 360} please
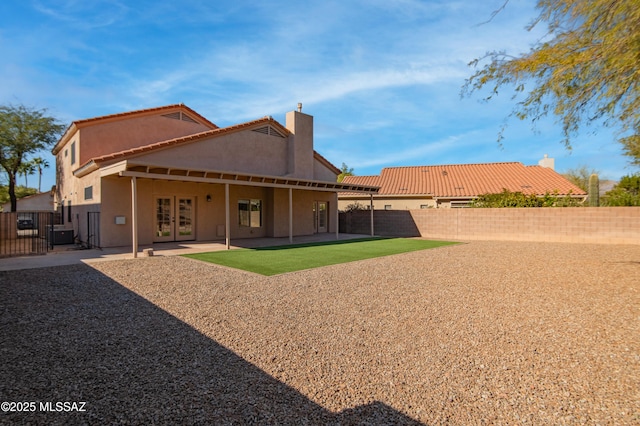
{"left": 32, "top": 0, "right": 129, "bottom": 29}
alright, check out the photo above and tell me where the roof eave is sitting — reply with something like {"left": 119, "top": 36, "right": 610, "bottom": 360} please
{"left": 52, "top": 123, "right": 78, "bottom": 155}
{"left": 313, "top": 151, "right": 341, "bottom": 175}
{"left": 73, "top": 160, "right": 100, "bottom": 178}
{"left": 97, "top": 160, "right": 380, "bottom": 193}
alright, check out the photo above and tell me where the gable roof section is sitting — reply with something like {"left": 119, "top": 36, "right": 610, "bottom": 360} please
{"left": 74, "top": 116, "right": 295, "bottom": 175}
{"left": 342, "top": 162, "right": 586, "bottom": 197}
{"left": 53, "top": 104, "right": 218, "bottom": 155}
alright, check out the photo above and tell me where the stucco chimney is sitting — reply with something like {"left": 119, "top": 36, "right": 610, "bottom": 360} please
{"left": 538, "top": 154, "right": 555, "bottom": 170}
{"left": 285, "top": 108, "right": 314, "bottom": 179}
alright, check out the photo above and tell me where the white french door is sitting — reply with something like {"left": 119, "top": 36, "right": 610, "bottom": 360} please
{"left": 313, "top": 201, "right": 328, "bottom": 233}
{"left": 154, "top": 196, "right": 195, "bottom": 242}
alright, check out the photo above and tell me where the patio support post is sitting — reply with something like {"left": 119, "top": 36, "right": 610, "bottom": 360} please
{"left": 335, "top": 192, "right": 339, "bottom": 240}
{"left": 289, "top": 188, "right": 293, "bottom": 243}
{"left": 131, "top": 176, "right": 138, "bottom": 258}
{"left": 370, "top": 194, "right": 374, "bottom": 236}
{"left": 225, "top": 183, "right": 230, "bottom": 250}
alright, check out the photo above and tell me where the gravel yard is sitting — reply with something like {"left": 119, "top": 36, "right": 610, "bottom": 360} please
{"left": 1, "top": 240, "right": 638, "bottom": 424}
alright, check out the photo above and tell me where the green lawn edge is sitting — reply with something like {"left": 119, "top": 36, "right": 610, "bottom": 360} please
{"left": 183, "top": 238, "right": 459, "bottom": 276}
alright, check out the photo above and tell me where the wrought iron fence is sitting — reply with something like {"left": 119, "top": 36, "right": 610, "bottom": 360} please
{"left": 87, "top": 211, "right": 101, "bottom": 249}
{"left": 0, "top": 212, "right": 53, "bottom": 258}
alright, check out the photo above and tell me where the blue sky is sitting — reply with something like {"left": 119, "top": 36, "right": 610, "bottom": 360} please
{"left": 1, "top": 0, "right": 635, "bottom": 191}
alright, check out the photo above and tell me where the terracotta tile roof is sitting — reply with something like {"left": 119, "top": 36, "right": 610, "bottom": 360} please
{"left": 341, "top": 175, "right": 380, "bottom": 188}
{"left": 341, "top": 162, "right": 586, "bottom": 197}
{"left": 74, "top": 103, "right": 217, "bottom": 129}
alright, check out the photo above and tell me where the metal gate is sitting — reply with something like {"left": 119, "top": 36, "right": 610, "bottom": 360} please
{"left": 87, "top": 211, "right": 101, "bottom": 249}
{"left": 0, "top": 212, "right": 53, "bottom": 258}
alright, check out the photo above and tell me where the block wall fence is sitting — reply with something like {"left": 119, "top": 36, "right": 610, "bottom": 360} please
{"left": 339, "top": 207, "right": 640, "bottom": 245}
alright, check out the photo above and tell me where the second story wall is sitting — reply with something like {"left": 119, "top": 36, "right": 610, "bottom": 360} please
{"left": 78, "top": 113, "right": 212, "bottom": 165}
{"left": 130, "top": 129, "right": 290, "bottom": 176}
{"left": 314, "top": 158, "right": 339, "bottom": 182}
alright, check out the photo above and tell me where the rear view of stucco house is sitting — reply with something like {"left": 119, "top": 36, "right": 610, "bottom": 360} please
{"left": 339, "top": 161, "right": 586, "bottom": 210}
{"left": 52, "top": 104, "right": 377, "bottom": 252}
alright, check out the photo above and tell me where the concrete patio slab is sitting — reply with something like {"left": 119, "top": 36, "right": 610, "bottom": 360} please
{"left": 0, "top": 233, "right": 373, "bottom": 271}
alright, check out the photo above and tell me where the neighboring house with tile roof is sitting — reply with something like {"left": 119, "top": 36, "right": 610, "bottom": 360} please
{"left": 53, "top": 104, "right": 378, "bottom": 252}
{"left": 338, "top": 162, "right": 586, "bottom": 210}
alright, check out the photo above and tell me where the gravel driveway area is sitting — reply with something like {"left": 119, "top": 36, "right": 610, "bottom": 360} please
{"left": 1, "top": 240, "right": 638, "bottom": 424}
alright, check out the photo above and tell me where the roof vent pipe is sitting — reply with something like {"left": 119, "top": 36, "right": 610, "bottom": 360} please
{"left": 297, "top": 102, "right": 302, "bottom": 112}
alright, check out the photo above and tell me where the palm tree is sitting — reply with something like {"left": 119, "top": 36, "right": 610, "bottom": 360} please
{"left": 18, "top": 161, "right": 36, "bottom": 188}
{"left": 31, "top": 157, "right": 49, "bottom": 192}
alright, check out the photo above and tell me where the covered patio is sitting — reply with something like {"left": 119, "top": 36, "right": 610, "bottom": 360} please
{"left": 101, "top": 160, "right": 380, "bottom": 257}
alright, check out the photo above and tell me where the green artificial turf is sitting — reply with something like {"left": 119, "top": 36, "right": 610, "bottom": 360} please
{"left": 183, "top": 237, "right": 458, "bottom": 276}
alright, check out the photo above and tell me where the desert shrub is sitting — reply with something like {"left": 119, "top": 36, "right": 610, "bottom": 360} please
{"left": 342, "top": 202, "right": 368, "bottom": 212}
{"left": 470, "top": 189, "right": 583, "bottom": 208}
{"left": 602, "top": 174, "right": 640, "bottom": 206}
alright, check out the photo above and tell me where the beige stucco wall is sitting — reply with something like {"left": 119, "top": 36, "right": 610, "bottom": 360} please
{"left": 55, "top": 135, "right": 76, "bottom": 208}
{"left": 50, "top": 164, "right": 102, "bottom": 245}
{"left": 313, "top": 159, "right": 339, "bottom": 182}
{"left": 55, "top": 132, "right": 102, "bottom": 224}
{"left": 136, "top": 131, "right": 339, "bottom": 184}
{"left": 76, "top": 113, "right": 211, "bottom": 165}
{"left": 100, "top": 177, "right": 132, "bottom": 247}
{"left": 134, "top": 131, "right": 289, "bottom": 176}
{"left": 270, "top": 189, "right": 336, "bottom": 237}
{"left": 98, "top": 176, "right": 339, "bottom": 248}
{"left": 286, "top": 111, "right": 314, "bottom": 179}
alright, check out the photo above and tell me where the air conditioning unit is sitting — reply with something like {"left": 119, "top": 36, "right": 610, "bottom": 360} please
{"left": 49, "top": 228, "right": 74, "bottom": 245}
